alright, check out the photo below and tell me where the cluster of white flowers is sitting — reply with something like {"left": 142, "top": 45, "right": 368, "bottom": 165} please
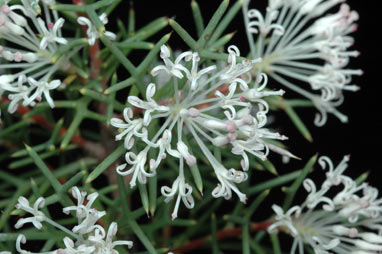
{"left": 111, "top": 44, "right": 291, "bottom": 219}
{"left": 0, "top": 0, "right": 116, "bottom": 117}
{"left": 11, "top": 186, "right": 132, "bottom": 254}
{"left": 243, "top": 0, "right": 362, "bottom": 126}
{"left": 0, "top": 0, "right": 69, "bottom": 115}
{"left": 269, "top": 155, "right": 382, "bottom": 254}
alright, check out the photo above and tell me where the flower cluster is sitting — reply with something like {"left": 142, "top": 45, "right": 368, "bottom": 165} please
{"left": 111, "top": 44, "right": 290, "bottom": 219}
{"left": 269, "top": 155, "right": 382, "bottom": 254}
{"left": 12, "top": 186, "right": 133, "bottom": 254}
{"left": 243, "top": 0, "right": 362, "bottom": 126}
{"left": 0, "top": 0, "right": 69, "bottom": 115}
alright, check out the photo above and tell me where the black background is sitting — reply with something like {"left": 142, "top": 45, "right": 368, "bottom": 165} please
{"left": 115, "top": 0, "right": 380, "bottom": 183}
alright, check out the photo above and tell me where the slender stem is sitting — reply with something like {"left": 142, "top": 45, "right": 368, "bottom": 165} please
{"left": 43, "top": 217, "right": 78, "bottom": 239}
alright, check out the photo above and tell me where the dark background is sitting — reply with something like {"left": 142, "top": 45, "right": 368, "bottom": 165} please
{"left": 116, "top": 0, "right": 380, "bottom": 183}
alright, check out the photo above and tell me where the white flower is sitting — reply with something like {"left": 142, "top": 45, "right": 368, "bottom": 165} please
{"left": 9, "top": 187, "right": 133, "bottom": 254}
{"left": 243, "top": 1, "right": 361, "bottom": 126}
{"left": 184, "top": 52, "right": 216, "bottom": 90}
{"left": 110, "top": 107, "right": 146, "bottom": 149}
{"left": 113, "top": 44, "right": 288, "bottom": 217}
{"left": 128, "top": 83, "right": 170, "bottom": 126}
{"left": 149, "top": 130, "right": 181, "bottom": 170}
{"left": 0, "top": 0, "right": 69, "bottom": 114}
{"left": 116, "top": 150, "right": 155, "bottom": 188}
{"left": 151, "top": 45, "right": 191, "bottom": 79}
{"left": 63, "top": 187, "right": 106, "bottom": 235}
{"left": 77, "top": 13, "right": 116, "bottom": 46}
{"left": 24, "top": 77, "right": 61, "bottom": 108}
{"left": 37, "top": 17, "right": 68, "bottom": 50}
{"left": 63, "top": 187, "right": 98, "bottom": 218}
{"left": 62, "top": 237, "right": 96, "bottom": 254}
{"left": 88, "top": 222, "right": 133, "bottom": 254}
{"left": 212, "top": 166, "right": 248, "bottom": 203}
{"left": 161, "top": 174, "right": 194, "bottom": 220}
{"left": 247, "top": 8, "right": 284, "bottom": 36}
{"left": 269, "top": 156, "right": 382, "bottom": 254}
{"left": 3, "top": 75, "right": 36, "bottom": 113}
{"left": 14, "top": 196, "right": 45, "bottom": 229}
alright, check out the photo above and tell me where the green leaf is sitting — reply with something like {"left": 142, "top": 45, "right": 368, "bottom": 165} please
{"left": 259, "top": 159, "right": 278, "bottom": 176}
{"left": 197, "top": 0, "right": 230, "bottom": 48}
{"left": 25, "top": 144, "right": 62, "bottom": 193}
{"left": 136, "top": 32, "right": 172, "bottom": 75}
{"left": 117, "top": 175, "right": 157, "bottom": 254}
{"left": 211, "top": 214, "right": 220, "bottom": 254}
{"left": 247, "top": 169, "right": 301, "bottom": 195}
{"left": 283, "top": 154, "right": 317, "bottom": 210}
{"left": 105, "top": 77, "right": 136, "bottom": 94}
{"left": 242, "top": 222, "right": 250, "bottom": 254}
{"left": 138, "top": 182, "right": 150, "bottom": 217}
{"left": 284, "top": 101, "right": 313, "bottom": 142}
{"left": 208, "top": 0, "right": 242, "bottom": 46}
{"left": 191, "top": 0, "right": 205, "bottom": 37}
{"left": 85, "top": 145, "right": 125, "bottom": 184}
{"left": 168, "top": 19, "right": 198, "bottom": 51}
{"left": 148, "top": 175, "right": 158, "bottom": 217}
{"left": 100, "top": 35, "right": 137, "bottom": 77}
{"left": 245, "top": 189, "right": 270, "bottom": 220}
{"left": 270, "top": 233, "right": 281, "bottom": 254}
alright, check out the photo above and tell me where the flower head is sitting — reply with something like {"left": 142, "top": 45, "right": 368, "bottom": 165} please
{"left": 63, "top": 187, "right": 106, "bottom": 235}
{"left": 268, "top": 155, "right": 382, "bottom": 254}
{"left": 11, "top": 187, "right": 133, "bottom": 254}
{"left": 243, "top": 0, "right": 361, "bottom": 126}
{"left": 1, "top": 0, "right": 70, "bottom": 113}
{"left": 111, "top": 44, "right": 288, "bottom": 218}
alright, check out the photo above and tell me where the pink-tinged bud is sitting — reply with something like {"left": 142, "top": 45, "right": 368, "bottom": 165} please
{"left": 57, "top": 248, "right": 67, "bottom": 254}
{"left": 227, "top": 132, "right": 237, "bottom": 142}
{"left": 36, "top": 97, "right": 42, "bottom": 102}
{"left": 1, "top": 5, "right": 10, "bottom": 14}
{"left": 348, "top": 228, "right": 358, "bottom": 238}
{"left": 226, "top": 121, "right": 236, "bottom": 133}
{"left": 48, "top": 22, "right": 54, "bottom": 29}
{"left": 351, "top": 24, "right": 358, "bottom": 32}
{"left": 240, "top": 96, "right": 246, "bottom": 102}
{"left": 14, "top": 52, "right": 22, "bottom": 62}
{"left": 187, "top": 108, "right": 200, "bottom": 118}
{"left": 243, "top": 115, "right": 253, "bottom": 125}
{"left": 360, "top": 200, "right": 370, "bottom": 208}
{"left": 186, "top": 156, "right": 197, "bottom": 166}
{"left": 150, "top": 159, "right": 155, "bottom": 169}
